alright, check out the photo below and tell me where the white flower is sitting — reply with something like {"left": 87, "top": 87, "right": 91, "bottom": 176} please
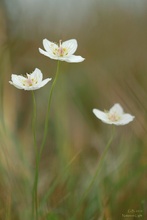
{"left": 9, "top": 68, "right": 52, "bottom": 91}
{"left": 93, "top": 103, "right": 135, "bottom": 125}
{"left": 39, "top": 39, "right": 85, "bottom": 63}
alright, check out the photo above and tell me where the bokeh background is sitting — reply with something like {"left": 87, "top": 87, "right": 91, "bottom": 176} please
{"left": 0, "top": 0, "right": 147, "bottom": 219}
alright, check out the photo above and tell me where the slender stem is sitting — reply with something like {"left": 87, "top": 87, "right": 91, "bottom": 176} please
{"left": 39, "top": 60, "right": 60, "bottom": 160}
{"left": 71, "top": 127, "right": 115, "bottom": 219}
{"left": 32, "top": 91, "right": 37, "bottom": 155}
{"left": 31, "top": 91, "right": 39, "bottom": 220}
{"left": 33, "top": 158, "right": 39, "bottom": 220}
{"left": 32, "top": 61, "right": 60, "bottom": 218}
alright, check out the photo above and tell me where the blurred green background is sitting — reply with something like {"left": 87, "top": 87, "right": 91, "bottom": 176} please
{"left": 0, "top": 0, "right": 147, "bottom": 219}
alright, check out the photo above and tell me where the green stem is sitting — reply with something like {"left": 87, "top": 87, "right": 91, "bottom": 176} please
{"left": 72, "top": 127, "right": 115, "bottom": 219}
{"left": 32, "top": 61, "right": 60, "bottom": 218}
{"left": 39, "top": 60, "right": 60, "bottom": 160}
{"left": 31, "top": 91, "right": 39, "bottom": 220}
{"left": 32, "top": 91, "right": 37, "bottom": 155}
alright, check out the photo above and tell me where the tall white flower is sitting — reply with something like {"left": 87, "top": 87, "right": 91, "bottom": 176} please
{"left": 93, "top": 103, "right": 135, "bottom": 125}
{"left": 39, "top": 39, "right": 85, "bottom": 63}
{"left": 9, "top": 68, "right": 51, "bottom": 91}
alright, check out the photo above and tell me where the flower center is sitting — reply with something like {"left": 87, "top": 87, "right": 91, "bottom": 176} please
{"left": 107, "top": 112, "right": 121, "bottom": 122}
{"left": 22, "top": 74, "right": 37, "bottom": 87}
{"left": 51, "top": 40, "right": 69, "bottom": 57}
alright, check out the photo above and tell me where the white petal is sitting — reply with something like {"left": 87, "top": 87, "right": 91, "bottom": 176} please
{"left": 9, "top": 81, "right": 24, "bottom": 89}
{"left": 109, "top": 103, "right": 124, "bottom": 114}
{"left": 64, "top": 55, "right": 85, "bottom": 63}
{"left": 39, "top": 78, "right": 52, "bottom": 88}
{"left": 62, "top": 39, "right": 78, "bottom": 56}
{"left": 37, "top": 78, "right": 52, "bottom": 89}
{"left": 31, "top": 68, "right": 43, "bottom": 83}
{"left": 39, "top": 39, "right": 58, "bottom": 59}
{"left": 23, "top": 86, "right": 37, "bottom": 91}
{"left": 11, "top": 74, "right": 23, "bottom": 83}
{"left": 10, "top": 75, "right": 24, "bottom": 89}
{"left": 39, "top": 48, "right": 57, "bottom": 60}
{"left": 20, "top": 85, "right": 40, "bottom": 91}
{"left": 93, "top": 109, "right": 110, "bottom": 124}
{"left": 114, "top": 114, "right": 135, "bottom": 125}
{"left": 43, "top": 39, "right": 57, "bottom": 54}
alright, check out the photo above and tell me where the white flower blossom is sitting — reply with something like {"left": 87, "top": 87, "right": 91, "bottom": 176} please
{"left": 93, "top": 103, "right": 135, "bottom": 125}
{"left": 9, "top": 68, "right": 51, "bottom": 91}
{"left": 39, "top": 39, "right": 85, "bottom": 63}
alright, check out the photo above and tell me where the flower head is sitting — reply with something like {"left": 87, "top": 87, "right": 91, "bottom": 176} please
{"left": 93, "top": 103, "right": 135, "bottom": 125}
{"left": 39, "top": 39, "right": 85, "bottom": 63}
{"left": 9, "top": 68, "right": 52, "bottom": 91}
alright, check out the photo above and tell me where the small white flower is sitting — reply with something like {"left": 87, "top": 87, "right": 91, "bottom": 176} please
{"left": 93, "top": 103, "right": 135, "bottom": 125}
{"left": 39, "top": 39, "right": 85, "bottom": 63}
{"left": 9, "top": 68, "right": 52, "bottom": 91}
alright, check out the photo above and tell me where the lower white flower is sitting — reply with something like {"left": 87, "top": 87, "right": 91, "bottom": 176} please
{"left": 9, "top": 68, "right": 52, "bottom": 91}
{"left": 93, "top": 103, "right": 135, "bottom": 125}
{"left": 39, "top": 39, "right": 85, "bottom": 63}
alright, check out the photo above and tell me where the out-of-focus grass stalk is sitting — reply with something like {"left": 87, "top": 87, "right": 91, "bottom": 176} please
{"left": 39, "top": 150, "right": 81, "bottom": 215}
{"left": 0, "top": 47, "right": 6, "bottom": 131}
{"left": 5, "top": 194, "right": 11, "bottom": 220}
{"left": 71, "top": 126, "right": 115, "bottom": 219}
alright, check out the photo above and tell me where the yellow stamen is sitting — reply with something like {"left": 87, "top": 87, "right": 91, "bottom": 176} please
{"left": 107, "top": 112, "right": 121, "bottom": 122}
